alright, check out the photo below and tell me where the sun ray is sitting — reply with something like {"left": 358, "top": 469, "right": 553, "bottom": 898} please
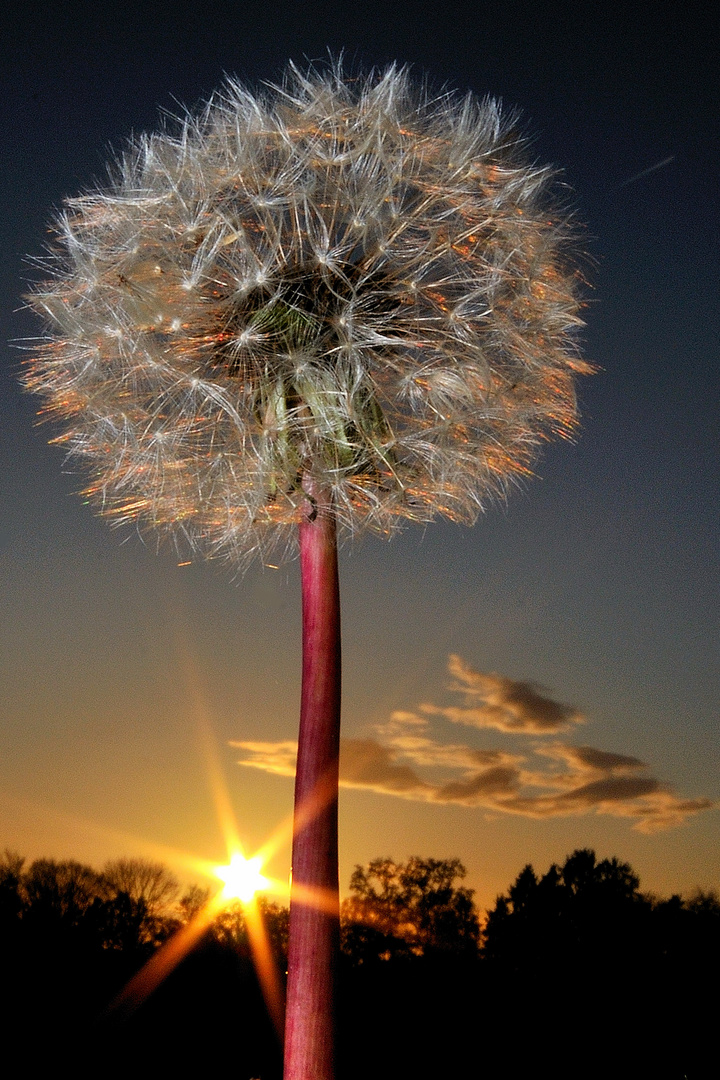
{"left": 23, "top": 614, "right": 344, "bottom": 1030}
{"left": 108, "top": 893, "right": 226, "bottom": 1019}
{"left": 244, "top": 895, "right": 287, "bottom": 1040}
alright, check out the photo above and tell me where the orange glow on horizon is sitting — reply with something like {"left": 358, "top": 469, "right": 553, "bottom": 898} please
{"left": 89, "top": 619, "right": 344, "bottom": 1034}
{"left": 105, "top": 627, "right": 292, "bottom": 1035}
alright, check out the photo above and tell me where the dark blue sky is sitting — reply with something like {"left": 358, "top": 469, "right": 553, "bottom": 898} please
{"left": 1, "top": 1, "right": 718, "bottom": 906}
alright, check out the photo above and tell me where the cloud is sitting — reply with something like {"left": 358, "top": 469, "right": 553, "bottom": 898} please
{"left": 496, "top": 779, "right": 715, "bottom": 834}
{"left": 435, "top": 766, "right": 521, "bottom": 803}
{"left": 229, "top": 740, "right": 297, "bottom": 778}
{"left": 232, "top": 656, "right": 716, "bottom": 833}
{"left": 339, "top": 738, "right": 432, "bottom": 798}
{"left": 538, "top": 744, "right": 645, "bottom": 774}
{"left": 233, "top": 735, "right": 713, "bottom": 831}
{"left": 420, "top": 655, "right": 585, "bottom": 734}
{"left": 375, "top": 708, "right": 523, "bottom": 772}
{"left": 557, "top": 776, "right": 661, "bottom": 803}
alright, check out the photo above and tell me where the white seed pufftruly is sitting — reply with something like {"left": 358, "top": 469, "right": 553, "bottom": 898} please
{"left": 24, "top": 63, "right": 591, "bottom": 565}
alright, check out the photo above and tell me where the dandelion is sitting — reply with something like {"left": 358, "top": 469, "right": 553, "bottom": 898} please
{"left": 23, "top": 62, "right": 590, "bottom": 1080}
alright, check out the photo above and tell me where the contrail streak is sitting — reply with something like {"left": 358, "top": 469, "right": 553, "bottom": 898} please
{"left": 614, "top": 155, "right": 675, "bottom": 190}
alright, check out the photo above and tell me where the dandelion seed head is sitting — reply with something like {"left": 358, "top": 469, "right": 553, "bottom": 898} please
{"left": 23, "top": 61, "right": 590, "bottom": 566}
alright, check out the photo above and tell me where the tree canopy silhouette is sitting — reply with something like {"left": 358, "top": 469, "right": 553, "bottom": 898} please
{"left": 3, "top": 847, "right": 718, "bottom": 1078}
{"left": 483, "top": 847, "right": 650, "bottom": 975}
{"left": 481, "top": 849, "right": 720, "bottom": 1080}
{"left": 341, "top": 856, "right": 480, "bottom": 963}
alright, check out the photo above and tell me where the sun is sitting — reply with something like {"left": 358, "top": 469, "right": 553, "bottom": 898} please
{"left": 215, "top": 852, "right": 269, "bottom": 904}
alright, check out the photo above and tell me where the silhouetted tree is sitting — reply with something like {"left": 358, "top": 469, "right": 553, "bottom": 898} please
{"left": 102, "top": 858, "right": 179, "bottom": 909}
{"left": 22, "top": 858, "right": 107, "bottom": 944}
{"left": 7, "top": 847, "right": 718, "bottom": 1079}
{"left": 0, "top": 849, "right": 24, "bottom": 925}
{"left": 484, "top": 847, "right": 650, "bottom": 976}
{"left": 481, "top": 849, "right": 720, "bottom": 1079}
{"left": 212, "top": 896, "right": 290, "bottom": 964}
{"left": 339, "top": 858, "right": 480, "bottom": 1080}
{"left": 341, "top": 857, "right": 479, "bottom": 964}
{"left": 101, "top": 857, "right": 181, "bottom": 947}
{"left": 178, "top": 883, "right": 211, "bottom": 921}
{"left": 0, "top": 850, "right": 24, "bottom": 975}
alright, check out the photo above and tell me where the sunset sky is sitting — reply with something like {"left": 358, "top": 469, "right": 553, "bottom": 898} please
{"left": 1, "top": 1, "right": 718, "bottom": 912}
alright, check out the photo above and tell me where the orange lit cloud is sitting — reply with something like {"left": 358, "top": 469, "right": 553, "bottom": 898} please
{"left": 230, "top": 740, "right": 298, "bottom": 778}
{"left": 339, "top": 738, "right": 433, "bottom": 797}
{"left": 421, "top": 655, "right": 586, "bottom": 733}
{"left": 231, "top": 657, "right": 716, "bottom": 833}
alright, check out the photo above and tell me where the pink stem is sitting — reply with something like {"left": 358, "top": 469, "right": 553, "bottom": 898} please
{"left": 283, "top": 479, "right": 341, "bottom": 1080}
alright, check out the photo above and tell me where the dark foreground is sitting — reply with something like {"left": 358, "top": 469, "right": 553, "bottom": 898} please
{"left": 2, "top": 850, "right": 718, "bottom": 1079}
{"left": 5, "top": 930, "right": 717, "bottom": 1079}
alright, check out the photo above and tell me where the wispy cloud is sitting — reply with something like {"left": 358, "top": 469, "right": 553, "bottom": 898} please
{"left": 232, "top": 740, "right": 298, "bottom": 778}
{"left": 423, "top": 655, "right": 586, "bottom": 733}
{"left": 231, "top": 657, "right": 715, "bottom": 833}
{"left": 340, "top": 738, "right": 432, "bottom": 798}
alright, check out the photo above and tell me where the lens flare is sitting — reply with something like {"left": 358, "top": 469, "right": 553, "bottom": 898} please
{"left": 215, "top": 852, "right": 269, "bottom": 903}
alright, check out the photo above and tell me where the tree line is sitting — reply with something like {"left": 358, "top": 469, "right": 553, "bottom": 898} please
{"left": 1, "top": 847, "right": 717, "bottom": 1078}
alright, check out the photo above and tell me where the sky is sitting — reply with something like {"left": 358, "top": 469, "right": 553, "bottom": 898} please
{"left": 1, "top": 0, "right": 718, "bottom": 912}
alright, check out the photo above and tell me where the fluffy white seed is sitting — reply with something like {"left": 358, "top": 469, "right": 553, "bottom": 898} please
{"left": 24, "top": 62, "right": 591, "bottom": 566}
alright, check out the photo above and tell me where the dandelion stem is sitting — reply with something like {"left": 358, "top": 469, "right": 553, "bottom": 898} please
{"left": 284, "top": 476, "right": 341, "bottom": 1080}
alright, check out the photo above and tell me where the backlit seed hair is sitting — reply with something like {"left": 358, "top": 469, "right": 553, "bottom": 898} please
{"left": 24, "top": 62, "right": 590, "bottom": 565}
